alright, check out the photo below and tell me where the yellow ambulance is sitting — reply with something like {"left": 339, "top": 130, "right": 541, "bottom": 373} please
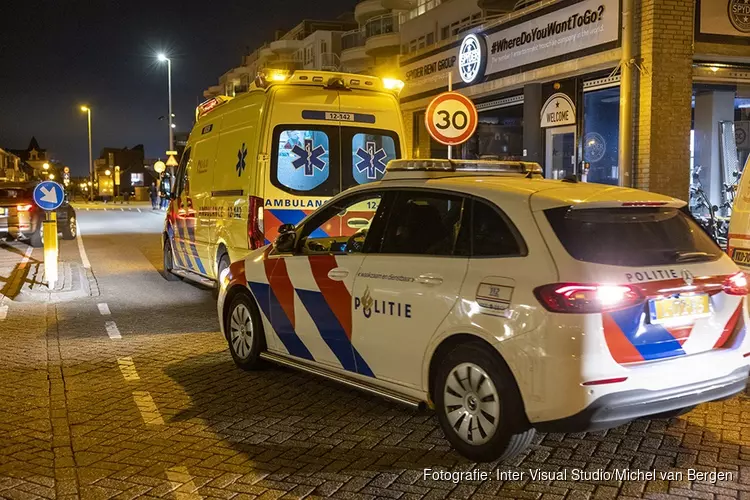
{"left": 162, "top": 70, "right": 406, "bottom": 285}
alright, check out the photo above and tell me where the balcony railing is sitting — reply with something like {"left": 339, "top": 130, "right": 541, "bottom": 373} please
{"left": 365, "top": 13, "right": 401, "bottom": 39}
{"left": 320, "top": 52, "right": 341, "bottom": 71}
{"left": 342, "top": 29, "right": 366, "bottom": 50}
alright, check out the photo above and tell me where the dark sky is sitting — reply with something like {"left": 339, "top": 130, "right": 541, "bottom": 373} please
{"left": 0, "top": 0, "right": 357, "bottom": 176}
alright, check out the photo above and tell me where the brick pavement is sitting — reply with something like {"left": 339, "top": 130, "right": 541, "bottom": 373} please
{"left": 3, "top": 298, "right": 750, "bottom": 500}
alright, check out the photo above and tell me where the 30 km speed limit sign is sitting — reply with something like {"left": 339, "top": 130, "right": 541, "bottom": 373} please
{"left": 425, "top": 91, "right": 478, "bottom": 146}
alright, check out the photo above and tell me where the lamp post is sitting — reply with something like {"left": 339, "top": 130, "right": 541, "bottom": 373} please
{"left": 80, "top": 106, "right": 93, "bottom": 202}
{"left": 157, "top": 53, "right": 174, "bottom": 152}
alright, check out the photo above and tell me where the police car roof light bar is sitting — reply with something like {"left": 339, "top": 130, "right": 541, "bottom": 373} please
{"left": 385, "top": 159, "right": 543, "bottom": 176}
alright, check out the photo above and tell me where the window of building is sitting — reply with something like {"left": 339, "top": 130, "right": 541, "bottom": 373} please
{"left": 460, "top": 104, "right": 524, "bottom": 161}
{"left": 582, "top": 86, "right": 621, "bottom": 186}
{"left": 417, "top": 36, "right": 426, "bottom": 50}
{"left": 131, "top": 173, "right": 144, "bottom": 187}
{"left": 450, "top": 21, "right": 460, "bottom": 36}
{"left": 409, "top": 40, "right": 417, "bottom": 53}
{"left": 441, "top": 25, "right": 450, "bottom": 40}
{"left": 426, "top": 32, "right": 434, "bottom": 46}
{"left": 320, "top": 40, "right": 327, "bottom": 54}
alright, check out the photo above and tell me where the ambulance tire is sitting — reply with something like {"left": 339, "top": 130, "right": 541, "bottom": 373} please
{"left": 213, "top": 253, "right": 230, "bottom": 299}
{"left": 62, "top": 215, "right": 77, "bottom": 240}
{"left": 434, "top": 341, "right": 535, "bottom": 463}
{"left": 162, "top": 236, "right": 181, "bottom": 282}
{"left": 226, "top": 292, "right": 266, "bottom": 370}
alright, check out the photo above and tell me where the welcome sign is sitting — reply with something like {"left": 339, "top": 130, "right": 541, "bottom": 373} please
{"left": 697, "top": 0, "right": 750, "bottom": 43}
{"left": 399, "top": 0, "right": 620, "bottom": 101}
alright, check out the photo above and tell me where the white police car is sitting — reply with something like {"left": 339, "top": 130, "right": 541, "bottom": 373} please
{"left": 218, "top": 159, "right": 750, "bottom": 462}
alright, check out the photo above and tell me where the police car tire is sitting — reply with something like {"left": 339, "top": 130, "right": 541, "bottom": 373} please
{"left": 434, "top": 342, "right": 535, "bottom": 463}
{"left": 162, "top": 237, "right": 181, "bottom": 281}
{"left": 226, "top": 292, "right": 266, "bottom": 370}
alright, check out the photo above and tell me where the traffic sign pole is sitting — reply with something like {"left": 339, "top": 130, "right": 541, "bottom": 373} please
{"left": 43, "top": 212, "right": 58, "bottom": 289}
{"left": 447, "top": 73, "right": 453, "bottom": 160}
{"left": 32, "top": 181, "right": 65, "bottom": 289}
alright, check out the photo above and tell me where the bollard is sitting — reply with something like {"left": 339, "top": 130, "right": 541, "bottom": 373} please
{"left": 43, "top": 211, "right": 58, "bottom": 289}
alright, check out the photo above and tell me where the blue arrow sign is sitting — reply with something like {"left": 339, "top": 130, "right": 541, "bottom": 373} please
{"left": 33, "top": 181, "right": 65, "bottom": 211}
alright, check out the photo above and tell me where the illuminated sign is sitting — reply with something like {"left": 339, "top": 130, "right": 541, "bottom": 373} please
{"left": 458, "top": 34, "right": 485, "bottom": 84}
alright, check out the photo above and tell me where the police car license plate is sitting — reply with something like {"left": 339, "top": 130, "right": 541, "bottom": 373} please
{"left": 732, "top": 248, "right": 750, "bottom": 266}
{"left": 649, "top": 294, "right": 710, "bottom": 324}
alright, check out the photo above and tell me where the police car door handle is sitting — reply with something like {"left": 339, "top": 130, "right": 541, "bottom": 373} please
{"left": 327, "top": 268, "right": 349, "bottom": 281}
{"left": 416, "top": 274, "right": 443, "bottom": 286}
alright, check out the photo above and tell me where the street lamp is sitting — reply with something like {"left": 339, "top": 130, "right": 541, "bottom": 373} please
{"left": 80, "top": 106, "right": 93, "bottom": 202}
{"left": 156, "top": 53, "right": 174, "bottom": 152}
{"left": 49, "top": 174, "right": 55, "bottom": 180}
{"left": 105, "top": 169, "right": 111, "bottom": 176}
{"left": 43, "top": 162, "right": 50, "bottom": 170}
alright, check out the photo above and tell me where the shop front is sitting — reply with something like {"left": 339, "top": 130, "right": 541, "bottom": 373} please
{"left": 399, "top": 0, "right": 750, "bottom": 203}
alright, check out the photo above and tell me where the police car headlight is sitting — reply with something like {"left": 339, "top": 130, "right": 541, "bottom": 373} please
{"left": 219, "top": 267, "right": 231, "bottom": 292}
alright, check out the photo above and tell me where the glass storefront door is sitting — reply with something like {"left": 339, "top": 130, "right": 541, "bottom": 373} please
{"left": 545, "top": 126, "right": 577, "bottom": 179}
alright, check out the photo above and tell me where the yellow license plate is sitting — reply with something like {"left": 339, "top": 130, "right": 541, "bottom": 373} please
{"left": 732, "top": 248, "right": 750, "bottom": 266}
{"left": 649, "top": 294, "right": 710, "bottom": 323}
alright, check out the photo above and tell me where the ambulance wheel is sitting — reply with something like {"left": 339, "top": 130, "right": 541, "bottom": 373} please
{"left": 162, "top": 237, "right": 181, "bottom": 282}
{"left": 213, "top": 252, "right": 230, "bottom": 298}
{"left": 226, "top": 291, "right": 266, "bottom": 370}
{"left": 434, "top": 341, "right": 535, "bottom": 463}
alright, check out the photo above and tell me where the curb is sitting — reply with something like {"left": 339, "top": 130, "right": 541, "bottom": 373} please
{"left": 14, "top": 261, "right": 95, "bottom": 303}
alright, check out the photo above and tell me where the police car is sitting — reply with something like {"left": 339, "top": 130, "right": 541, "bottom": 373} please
{"left": 218, "top": 159, "right": 750, "bottom": 462}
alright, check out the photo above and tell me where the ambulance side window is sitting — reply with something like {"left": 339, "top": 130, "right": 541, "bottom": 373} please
{"left": 174, "top": 147, "right": 191, "bottom": 198}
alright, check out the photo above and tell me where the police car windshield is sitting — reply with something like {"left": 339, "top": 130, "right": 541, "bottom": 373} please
{"left": 271, "top": 125, "right": 401, "bottom": 197}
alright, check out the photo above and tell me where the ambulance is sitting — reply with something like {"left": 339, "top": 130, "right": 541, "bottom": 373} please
{"left": 162, "top": 70, "right": 406, "bottom": 285}
{"left": 728, "top": 154, "right": 750, "bottom": 269}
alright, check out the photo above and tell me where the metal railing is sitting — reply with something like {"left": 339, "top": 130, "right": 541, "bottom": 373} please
{"left": 320, "top": 52, "right": 341, "bottom": 70}
{"left": 342, "top": 29, "right": 366, "bottom": 50}
{"left": 365, "top": 13, "right": 401, "bottom": 39}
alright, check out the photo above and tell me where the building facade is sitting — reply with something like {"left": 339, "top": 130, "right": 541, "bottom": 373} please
{"left": 204, "top": 19, "right": 358, "bottom": 98}
{"left": 398, "top": 0, "right": 750, "bottom": 204}
{"left": 96, "top": 145, "right": 149, "bottom": 197}
{"left": 0, "top": 148, "right": 29, "bottom": 182}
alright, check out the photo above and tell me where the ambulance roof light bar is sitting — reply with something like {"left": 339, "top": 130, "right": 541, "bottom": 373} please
{"left": 196, "top": 95, "right": 233, "bottom": 120}
{"left": 385, "top": 159, "right": 543, "bottom": 178}
{"left": 252, "top": 68, "right": 404, "bottom": 94}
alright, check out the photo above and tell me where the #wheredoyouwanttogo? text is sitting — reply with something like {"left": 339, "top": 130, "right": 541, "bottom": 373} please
{"left": 423, "top": 468, "right": 733, "bottom": 484}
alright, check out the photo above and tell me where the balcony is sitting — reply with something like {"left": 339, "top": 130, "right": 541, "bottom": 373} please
{"left": 340, "top": 29, "right": 370, "bottom": 66}
{"left": 354, "top": 0, "right": 389, "bottom": 24}
{"left": 320, "top": 52, "right": 341, "bottom": 71}
{"left": 382, "top": 0, "right": 417, "bottom": 8}
{"left": 364, "top": 13, "right": 401, "bottom": 57}
{"left": 270, "top": 39, "right": 302, "bottom": 54}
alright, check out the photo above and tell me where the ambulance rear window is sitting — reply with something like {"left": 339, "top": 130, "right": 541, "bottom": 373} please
{"left": 272, "top": 126, "right": 340, "bottom": 197}
{"left": 271, "top": 125, "right": 401, "bottom": 197}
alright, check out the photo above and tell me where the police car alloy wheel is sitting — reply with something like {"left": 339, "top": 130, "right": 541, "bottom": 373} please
{"left": 225, "top": 292, "right": 265, "bottom": 370}
{"left": 434, "top": 342, "right": 535, "bottom": 462}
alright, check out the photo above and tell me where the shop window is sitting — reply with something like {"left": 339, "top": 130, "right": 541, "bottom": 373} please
{"left": 130, "top": 173, "right": 144, "bottom": 187}
{"left": 582, "top": 86, "right": 620, "bottom": 185}
{"left": 460, "top": 105, "right": 524, "bottom": 161}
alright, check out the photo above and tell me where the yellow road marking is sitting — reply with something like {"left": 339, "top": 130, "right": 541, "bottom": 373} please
{"left": 132, "top": 391, "right": 164, "bottom": 425}
{"left": 166, "top": 466, "right": 203, "bottom": 500}
{"left": 117, "top": 357, "right": 140, "bottom": 381}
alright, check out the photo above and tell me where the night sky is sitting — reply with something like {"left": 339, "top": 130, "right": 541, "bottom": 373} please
{"left": 0, "top": 0, "right": 357, "bottom": 176}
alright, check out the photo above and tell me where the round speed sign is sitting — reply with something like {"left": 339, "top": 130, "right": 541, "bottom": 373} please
{"left": 425, "top": 91, "right": 478, "bottom": 146}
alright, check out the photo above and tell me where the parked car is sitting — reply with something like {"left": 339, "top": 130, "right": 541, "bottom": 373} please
{"left": 0, "top": 182, "right": 77, "bottom": 247}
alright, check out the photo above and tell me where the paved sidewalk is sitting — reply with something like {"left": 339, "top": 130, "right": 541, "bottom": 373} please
{"left": 70, "top": 201, "right": 158, "bottom": 212}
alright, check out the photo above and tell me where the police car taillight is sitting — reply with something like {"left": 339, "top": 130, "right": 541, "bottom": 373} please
{"left": 534, "top": 283, "right": 644, "bottom": 313}
{"left": 248, "top": 196, "right": 264, "bottom": 249}
{"left": 723, "top": 272, "right": 749, "bottom": 296}
{"left": 16, "top": 204, "right": 33, "bottom": 212}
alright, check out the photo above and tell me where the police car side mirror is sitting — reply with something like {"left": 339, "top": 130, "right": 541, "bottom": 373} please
{"left": 275, "top": 232, "right": 296, "bottom": 253}
{"left": 278, "top": 223, "right": 295, "bottom": 234}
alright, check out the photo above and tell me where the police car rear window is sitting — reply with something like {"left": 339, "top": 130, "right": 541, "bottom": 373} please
{"left": 0, "top": 189, "right": 27, "bottom": 200}
{"left": 544, "top": 207, "right": 723, "bottom": 266}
